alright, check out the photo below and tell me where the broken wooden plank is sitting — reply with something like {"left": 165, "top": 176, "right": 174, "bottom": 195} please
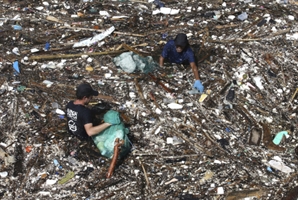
{"left": 226, "top": 189, "right": 267, "bottom": 200}
{"left": 261, "top": 123, "right": 286, "bottom": 152}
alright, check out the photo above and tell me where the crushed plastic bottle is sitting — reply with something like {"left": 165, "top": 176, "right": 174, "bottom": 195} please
{"left": 67, "top": 156, "right": 79, "bottom": 166}
{"left": 238, "top": 12, "right": 248, "bottom": 21}
{"left": 268, "top": 158, "right": 293, "bottom": 173}
{"left": 53, "top": 159, "right": 62, "bottom": 169}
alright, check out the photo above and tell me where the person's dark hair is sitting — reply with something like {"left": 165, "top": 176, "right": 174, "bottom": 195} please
{"left": 76, "top": 83, "right": 99, "bottom": 99}
{"left": 174, "top": 33, "right": 189, "bottom": 48}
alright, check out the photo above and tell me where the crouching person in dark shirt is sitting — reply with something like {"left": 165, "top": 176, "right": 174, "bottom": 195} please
{"left": 66, "top": 83, "right": 111, "bottom": 141}
{"left": 159, "top": 33, "right": 204, "bottom": 93}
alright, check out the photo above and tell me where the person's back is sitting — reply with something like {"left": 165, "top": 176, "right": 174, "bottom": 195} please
{"left": 66, "top": 83, "right": 111, "bottom": 140}
{"left": 66, "top": 101, "right": 93, "bottom": 140}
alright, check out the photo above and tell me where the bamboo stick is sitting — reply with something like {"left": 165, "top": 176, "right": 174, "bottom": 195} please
{"left": 29, "top": 50, "right": 127, "bottom": 61}
{"left": 139, "top": 160, "right": 150, "bottom": 187}
{"left": 121, "top": 43, "right": 149, "bottom": 57}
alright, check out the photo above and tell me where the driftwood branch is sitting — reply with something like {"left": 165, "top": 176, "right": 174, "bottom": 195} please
{"left": 148, "top": 73, "right": 172, "bottom": 93}
{"left": 107, "top": 138, "right": 123, "bottom": 178}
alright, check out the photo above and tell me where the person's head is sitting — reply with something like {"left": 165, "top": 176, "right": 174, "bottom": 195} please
{"left": 174, "top": 33, "right": 189, "bottom": 53}
{"left": 76, "top": 83, "right": 98, "bottom": 105}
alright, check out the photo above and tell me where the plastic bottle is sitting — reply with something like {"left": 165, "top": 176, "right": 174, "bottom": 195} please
{"left": 53, "top": 159, "right": 63, "bottom": 169}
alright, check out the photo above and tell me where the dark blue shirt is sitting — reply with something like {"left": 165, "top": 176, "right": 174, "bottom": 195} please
{"left": 161, "top": 40, "right": 195, "bottom": 64}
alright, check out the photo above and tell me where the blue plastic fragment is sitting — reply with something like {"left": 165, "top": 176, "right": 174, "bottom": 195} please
{"left": 44, "top": 42, "right": 50, "bottom": 51}
{"left": 267, "top": 166, "right": 273, "bottom": 172}
{"left": 53, "top": 159, "right": 60, "bottom": 167}
{"left": 225, "top": 127, "right": 231, "bottom": 132}
{"left": 154, "top": 0, "right": 165, "bottom": 8}
{"left": 13, "top": 60, "right": 20, "bottom": 74}
{"left": 162, "top": 33, "right": 168, "bottom": 39}
{"left": 12, "top": 25, "right": 22, "bottom": 30}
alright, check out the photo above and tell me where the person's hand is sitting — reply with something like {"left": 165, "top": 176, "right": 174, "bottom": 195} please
{"left": 193, "top": 80, "right": 204, "bottom": 93}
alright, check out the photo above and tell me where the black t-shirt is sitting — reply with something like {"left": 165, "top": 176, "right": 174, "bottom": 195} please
{"left": 66, "top": 101, "right": 93, "bottom": 140}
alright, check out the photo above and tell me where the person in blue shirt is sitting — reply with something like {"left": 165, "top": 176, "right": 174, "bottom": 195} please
{"left": 159, "top": 33, "right": 204, "bottom": 93}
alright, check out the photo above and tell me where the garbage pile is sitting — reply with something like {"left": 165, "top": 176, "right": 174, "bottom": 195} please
{"left": 1, "top": 0, "right": 298, "bottom": 199}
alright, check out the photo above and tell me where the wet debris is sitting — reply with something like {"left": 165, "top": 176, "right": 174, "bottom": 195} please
{"left": 0, "top": 0, "right": 298, "bottom": 199}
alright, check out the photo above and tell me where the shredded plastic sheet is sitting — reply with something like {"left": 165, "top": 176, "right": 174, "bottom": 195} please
{"left": 0, "top": 147, "right": 15, "bottom": 166}
{"left": 73, "top": 26, "right": 115, "bottom": 48}
{"left": 92, "top": 110, "right": 131, "bottom": 159}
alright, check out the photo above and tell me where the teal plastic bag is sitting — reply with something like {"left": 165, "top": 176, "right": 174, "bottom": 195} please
{"left": 113, "top": 51, "right": 158, "bottom": 74}
{"left": 92, "top": 111, "right": 131, "bottom": 159}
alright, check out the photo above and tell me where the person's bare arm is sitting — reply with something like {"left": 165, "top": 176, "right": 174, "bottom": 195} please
{"left": 190, "top": 62, "right": 200, "bottom": 80}
{"left": 84, "top": 122, "right": 111, "bottom": 137}
{"left": 159, "top": 56, "right": 165, "bottom": 67}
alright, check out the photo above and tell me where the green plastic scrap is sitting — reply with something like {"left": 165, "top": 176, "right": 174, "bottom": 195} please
{"left": 58, "top": 171, "right": 75, "bottom": 184}
{"left": 17, "top": 85, "right": 26, "bottom": 92}
{"left": 273, "top": 131, "right": 289, "bottom": 145}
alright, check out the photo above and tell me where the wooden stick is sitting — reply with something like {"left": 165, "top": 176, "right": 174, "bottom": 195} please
{"left": 226, "top": 189, "right": 267, "bottom": 200}
{"left": 29, "top": 50, "right": 127, "bottom": 61}
{"left": 107, "top": 138, "right": 123, "bottom": 178}
{"left": 59, "top": 26, "right": 145, "bottom": 37}
{"left": 134, "top": 78, "right": 150, "bottom": 110}
{"left": 90, "top": 94, "right": 117, "bottom": 103}
{"left": 290, "top": 88, "right": 298, "bottom": 103}
{"left": 210, "top": 28, "right": 291, "bottom": 43}
{"left": 214, "top": 24, "right": 239, "bottom": 29}
{"left": 148, "top": 73, "right": 172, "bottom": 93}
{"left": 139, "top": 160, "right": 150, "bottom": 187}
{"left": 121, "top": 43, "right": 149, "bottom": 57}
{"left": 172, "top": 129, "right": 213, "bottom": 157}
{"left": 146, "top": 25, "right": 188, "bottom": 35}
